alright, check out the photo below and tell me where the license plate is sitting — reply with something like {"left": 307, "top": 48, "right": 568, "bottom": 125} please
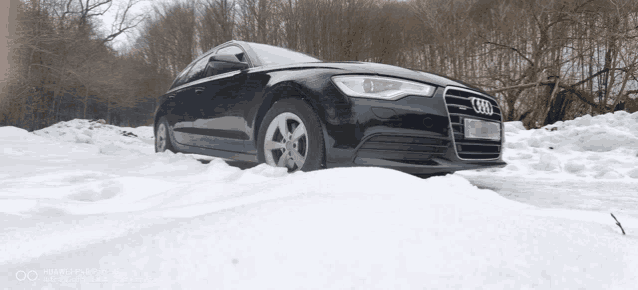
{"left": 464, "top": 119, "right": 501, "bottom": 140}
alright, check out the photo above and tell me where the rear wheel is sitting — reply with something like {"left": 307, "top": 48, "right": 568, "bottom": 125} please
{"left": 257, "top": 99, "right": 324, "bottom": 172}
{"left": 155, "top": 117, "right": 176, "bottom": 153}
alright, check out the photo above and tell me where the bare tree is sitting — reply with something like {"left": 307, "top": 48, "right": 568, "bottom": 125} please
{"left": 198, "top": 0, "right": 236, "bottom": 52}
{"left": 4, "top": 0, "right": 638, "bottom": 131}
{"left": 136, "top": 1, "right": 197, "bottom": 78}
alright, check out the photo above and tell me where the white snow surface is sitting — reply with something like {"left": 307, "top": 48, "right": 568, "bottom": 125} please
{"left": 1, "top": 114, "right": 637, "bottom": 289}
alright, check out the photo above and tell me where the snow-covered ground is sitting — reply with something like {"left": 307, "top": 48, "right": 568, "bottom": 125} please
{"left": 1, "top": 113, "right": 637, "bottom": 289}
{"left": 458, "top": 111, "right": 638, "bottom": 218}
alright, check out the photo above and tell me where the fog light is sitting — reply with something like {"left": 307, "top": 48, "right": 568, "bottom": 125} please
{"left": 423, "top": 117, "right": 433, "bottom": 128}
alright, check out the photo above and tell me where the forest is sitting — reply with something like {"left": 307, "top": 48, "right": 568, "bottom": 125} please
{"left": 1, "top": 0, "right": 637, "bottom": 131}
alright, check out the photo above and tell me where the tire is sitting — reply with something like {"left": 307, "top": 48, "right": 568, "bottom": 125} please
{"left": 155, "top": 116, "right": 176, "bottom": 153}
{"left": 257, "top": 98, "right": 325, "bottom": 172}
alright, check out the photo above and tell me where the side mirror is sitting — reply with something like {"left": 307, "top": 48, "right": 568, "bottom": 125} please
{"left": 210, "top": 54, "right": 248, "bottom": 70}
{"left": 205, "top": 54, "right": 249, "bottom": 77}
{"left": 211, "top": 54, "right": 240, "bottom": 63}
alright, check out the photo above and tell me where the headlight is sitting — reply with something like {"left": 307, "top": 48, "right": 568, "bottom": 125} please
{"left": 332, "top": 75, "right": 435, "bottom": 100}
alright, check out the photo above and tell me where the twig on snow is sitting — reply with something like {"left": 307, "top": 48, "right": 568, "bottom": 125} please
{"left": 610, "top": 213, "right": 626, "bottom": 235}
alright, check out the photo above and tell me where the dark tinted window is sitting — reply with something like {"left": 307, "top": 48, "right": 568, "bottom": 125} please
{"left": 183, "top": 55, "right": 212, "bottom": 84}
{"left": 170, "top": 64, "right": 194, "bottom": 89}
{"left": 249, "top": 43, "right": 320, "bottom": 66}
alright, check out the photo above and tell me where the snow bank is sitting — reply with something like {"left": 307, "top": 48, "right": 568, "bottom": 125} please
{"left": 32, "top": 119, "right": 156, "bottom": 155}
{"left": 0, "top": 126, "right": 38, "bottom": 139}
{"left": 2, "top": 167, "right": 637, "bottom": 289}
{"left": 479, "top": 111, "right": 638, "bottom": 180}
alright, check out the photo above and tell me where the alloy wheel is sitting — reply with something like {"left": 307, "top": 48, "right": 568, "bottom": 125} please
{"left": 263, "top": 112, "right": 309, "bottom": 172}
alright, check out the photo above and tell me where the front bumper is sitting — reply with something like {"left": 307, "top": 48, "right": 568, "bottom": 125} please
{"left": 322, "top": 86, "right": 507, "bottom": 174}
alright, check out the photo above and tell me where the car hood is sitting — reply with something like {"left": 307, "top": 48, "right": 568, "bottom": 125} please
{"left": 252, "top": 61, "right": 485, "bottom": 93}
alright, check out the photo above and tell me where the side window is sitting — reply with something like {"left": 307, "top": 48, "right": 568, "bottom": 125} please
{"left": 204, "top": 46, "right": 248, "bottom": 78}
{"left": 170, "top": 64, "right": 194, "bottom": 89}
{"left": 183, "top": 55, "right": 211, "bottom": 84}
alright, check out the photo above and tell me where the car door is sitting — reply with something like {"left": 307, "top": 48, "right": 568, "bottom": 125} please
{"left": 170, "top": 54, "right": 215, "bottom": 146}
{"left": 190, "top": 45, "right": 255, "bottom": 153}
{"left": 163, "top": 63, "right": 194, "bottom": 144}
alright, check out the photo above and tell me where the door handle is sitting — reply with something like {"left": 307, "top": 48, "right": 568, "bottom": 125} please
{"left": 195, "top": 87, "right": 205, "bottom": 95}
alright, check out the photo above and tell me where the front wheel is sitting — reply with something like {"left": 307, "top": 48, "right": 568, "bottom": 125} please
{"left": 257, "top": 99, "right": 325, "bottom": 172}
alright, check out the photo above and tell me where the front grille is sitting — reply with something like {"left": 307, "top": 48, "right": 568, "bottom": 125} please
{"left": 356, "top": 135, "right": 450, "bottom": 165}
{"left": 444, "top": 88, "right": 502, "bottom": 160}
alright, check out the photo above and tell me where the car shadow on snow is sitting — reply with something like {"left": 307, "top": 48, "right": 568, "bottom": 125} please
{"left": 194, "top": 159, "right": 452, "bottom": 179}
{"left": 196, "top": 159, "right": 260, "bottom": 170}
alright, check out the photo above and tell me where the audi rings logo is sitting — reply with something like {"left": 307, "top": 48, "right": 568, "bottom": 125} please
{"left": 15, "top": 270, "right": 38, "bottom": 281}
{"left": 470, "top": 97, "right": 493, "bottom": 116}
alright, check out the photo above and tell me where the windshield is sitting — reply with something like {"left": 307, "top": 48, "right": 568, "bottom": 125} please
{"left": 249, "top": 43, "right": 321, "bottom": 66}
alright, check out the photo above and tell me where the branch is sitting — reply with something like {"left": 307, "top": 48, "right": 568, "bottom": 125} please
{"left": 483, "top": 41, "right": 535, "bottom": 67}
{"left": 101, "top": 0, "right": 145, "bottom": 43}
{"left": 611, "top": 213, "right": 626, "bottom": 235}
{"left": 59, "top": 0, "right": 113, "bottom": 24}
{"left": 545, "top": 14, "right": 571, "bottom": 30}
{"left": 489, "top": 67, "right": 633, "bottom": 95}
{"left": 486, "top": 81, "right": 602, "bottom": 109}
{"left": 59, "top": 0, "right": 75, "bottom": 21}
{"left": 488, "top": 83, "right": 539, "bottom": 94}
{"left": 573, "top": 0, "right": 596, "bottom": 14}
{"left": 29, "top": 64, "right": 87, "bottom": 87}
{"left": 574, "top": 68, "right": 631, "bottom": 88}
{"left": 84, "top": 0, "right": 113, "bottom": 18}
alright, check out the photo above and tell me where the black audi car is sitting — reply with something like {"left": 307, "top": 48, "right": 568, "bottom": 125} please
{"left": 154, "top": 40, "right": 506, "bottom": 175}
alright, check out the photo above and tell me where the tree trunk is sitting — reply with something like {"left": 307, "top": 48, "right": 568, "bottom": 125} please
{"left": 610, "top": 64, "right": 635, "bottom": 113}
{"left": 544, "top": 90, "right": 572, "bottom": 126}
{"left": 83, "top": 66, "right": 90, "bottom": 119}
{"left": 83, "top": 85, "right": 89, "bottom": 119}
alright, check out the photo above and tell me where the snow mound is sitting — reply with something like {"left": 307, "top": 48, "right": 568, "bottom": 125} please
{"left": 2, "top": 168, "right": 636, "bottom": 289}
{"left": 564, "top": 160, "right": 586, "bottom": 173}
{"left": 531, "top": 152, "right": 562, "bottom": 171}
{"left": 32, "top": 119, "right": 155, "bottom": 155}
{"left": 465, "top": 111, "right": 638, "bottom": 180}
{"left": 504, "top": 121, "right": 526, "bottom": 133}
{"left": 575, "top": 126, "right": 637, "bottom": 152}
{"left": 0, "top": 126, "right": 38, "bottom": 140}
{"left": 67, "top": 180, "right": 123, "bottom": 201}
{"left": 522, "top": 111, "right": 638, "bottom": 152}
